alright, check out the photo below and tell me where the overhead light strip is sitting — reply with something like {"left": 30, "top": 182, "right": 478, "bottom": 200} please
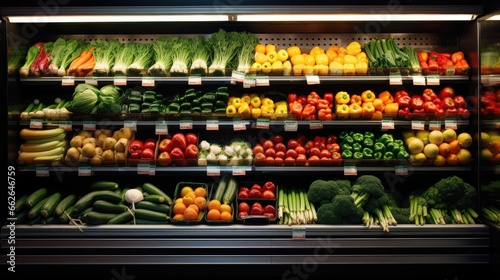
{"left": 485, "top": 14, "right": 500, "bottom": 21}
{"left": 7, "top": 15, "right": 229, "bottom": 23}
{"left": 237, "top": 14, "right": 477, "bottom": 22}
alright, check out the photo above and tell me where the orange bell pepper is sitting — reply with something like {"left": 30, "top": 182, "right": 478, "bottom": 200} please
{"left": 383, "top": 102, "right": 399, "bottom": 117}
{"left": 451, "top": 51, "right": 464, "bottom": 64}
{"left": 361, "top": 102, "right": 375, "bottom": 119}
{"left": 287, "top": 46, "right": 301, "bottom": 58}
{"left": 315, "top": 53, "right": 329, "bottom": 66}
{"left": 372, "top": 98, "right": 385, "bottom": 112}
{"left": 350, "top": 94, "right": 362, "bottom": 105}
{"left": 361, "top": 90, "right": 375, "bottom": 103}
{"left": 378, "top": 91, "right": 394, "bottom": 105}
{"left": 348, "top": 103, "right": 362, "bottom": 119}
{"left": 290, "top": 54, "right": 305, "bottom": 66}
{"left": 371, "top": 111, "right": 383, "bottom": 120}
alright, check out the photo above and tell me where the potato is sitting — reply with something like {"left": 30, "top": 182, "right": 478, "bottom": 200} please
{"left": 101, "top": 149, "right": 115, "bottom": 162}
{"left": 77, "top": 130, "right": 92, "bottom": 138}
{"left": 103, "top": 137, "right": 117, "bottom": 150}
{"left": 94, "top": 129, "right": 112, "bottom": 138}
{"left": 95, "top": 147, "right": 103, "bottom": 156}
{"left": 66, "top": 147, "right": 80, "bottom": 161}
{"left": 81, "top": 143, "right": 96, "bottom": 158}
{"left": 96, "top": 133, "right": 108, "bottom": 148}
{"left": 90, "top": 155, "right": 102, "bottom": 166}
{"left": 117, "top": 127, "right": 133, "bottom": 140}
{"left": 82, "top": 137, "right": 96, "bottom": 147}
{"left": 115, "top": 152, "right": 126, "bottom": 161}
{"left": 70, "top": 135, "right": 84, "bottom": 148}
{"left": 114, "top": 138, "right": 128, "bottom": 153}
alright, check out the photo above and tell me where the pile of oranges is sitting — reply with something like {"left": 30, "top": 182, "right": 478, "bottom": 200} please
{"left": 172, "top": 185, "right": 207, "bottom": 221}
{"left": 206, "top": 199, "right": 233, "bottom": 221}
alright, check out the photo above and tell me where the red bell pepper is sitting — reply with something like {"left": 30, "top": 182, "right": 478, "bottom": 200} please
{"left": 438, "top": 86, "right": 455, "bottom": 100}
{"left": 327, "top": 134, "right": 338, "bottom": 144}
{"left": 158, "top": 138, "right": 174, "bottom": 153}
{"left": 433, "top": 97, "right": 442, "bottom": 106}
{"left": 172, "top": 133, "right": 187, "bottom": 150}
{"left": 436, "top": 53, "right": 451, "bottom": 66}
{"left": 301, "top": 103, "right": 316, "bottom": 119}
{"left": 157, "top": 151, "right": 172, "bottom": 165}
{"left": 288, "top": 93, "right": 297, "bottom": 104}
{"left": 169, "top": 147, "right": 185, "bottom": 159}
{"left": 436, "top": 107, "right": 444, "bottom": 115}
{"left": 422, "top": 89, "right": 437, "bottom": 102}
{"left": 440, "top": 97, "right": 455, "bottom": 110}
{"left": 423, "top": 101, "right": 437, "bottom": 113}
{"left": 453, "top": 95, "right": 466, "bottom": 108}
{"left": 185, "top": 133, "right": 198, "bottom": 146}
{"left": 307, "top": 91, "right": 320, "bottom": 105}
{"left": 318, "top": 108, "right": 333, "bottom": 120}
{"left": 263, "top": 181, "right": 275, "bottom": 193}
{"left": 297, "top": 95, "right": 307, "bottom": 106}
{"left": 144, "top": 138, "right": 156, "bottom": 150}
{"left": 445, "top": 108, "right": 457, "bottom": 116}
{"left": 184, "top": 144, "right": 199, "bottom": 159}
{"left": 418, "top": 52, "right": 428, "bottom": 63}
{"left": 394, "top": 90, "right": 409, "bottom": 102}
{"left": 457, "top": 107, "right": 470, "bottom": 119}
{"left": 129, "top": 140, "right": 144, "bottom": 154}
{"left": 397, "top": 95, "right": 411, "bottom": 108}
{"left": 429, "top": 51, "right": 440, "bottom": 61}
{"left": 316, "top": 99, "right": 330, "bottom": 110}
{"left": 323, "top": 92, "right": 334, "bottom": 104}
{"left": 397, "top": 107, "right": 412, "bottom": 120}
{"left": 304, "top": 140, "right": 314, "bottom": 150}
{"left": 428, "top": 59, "right": 439, "bottom": 72}
{"left": 290, "top": 101, "right": 303, "bottom": 116}
{"left": 140, "top": 148, "right": 155, "bottom": 159}
{"left": 264, "top": 205, "right": 276, "bottom": 214}
{"left": 249, "top": 188, "right": 262, "bottom": 198}
{"left": 410, "top": 95, "right": 424, "bottom": 110}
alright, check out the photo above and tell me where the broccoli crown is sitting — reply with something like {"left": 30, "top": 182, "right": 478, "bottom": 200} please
{"left": 363, "top": 193, "right": 397, "bottom": 213}
{"left": 316, "top": 195, "right": 364, "bottom": 225}
{"left": 423, "top": 176, "right": 477, "bottom": 210}
{"left": 332, "top": 179, "right": 351, "bottom": 191}
{"left": 390, "top": 207, "right": 410, "bottom": 224}
{"left": 352, "top": 175, "right": 385, "bottom": 198}
{"left": 307, "top": 179, "right": 350, "bottom": 206}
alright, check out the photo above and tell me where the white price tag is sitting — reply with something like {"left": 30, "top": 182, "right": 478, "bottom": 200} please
{"left": 124, "top": 120, "right": 137, "bottom": 131}
{"left": 426, "top": 75, "right": 440, "bottom": 86}
{"left": 344, "top": 165, "right": 357, "bottom": 176}
{"left": 83, "top": 121, "right": 96, "bottom": 131}
{"left": 232, "top": 166, "right": 246, "bottom": 176}
{"left": 256, "top": 118, "right": 270, "bottom": 129}
{"left": 207, "top": 166, "right": 221, "bottom": 176}
{"left": 85, "top": 76, "right": 98, "bottom": 86}
{"left": 114, "top": 76, "right": 127, "bottom": 86}
{"left": 231, "top": 71, "right": 245, "bottom": 84}
{"left": 243, "top": 77, "right": 255, "bottom": 88}
{"left": 36, "top": 165, "right": 49, "bottom": 177}
{"left": 29, "top": 118, "right": 43, "bottom": 129}
{"left": 155, "top": 120, "right": 168, "bottom": 135}
{"left": 444, "top": 119, "right": 458, "bottom": 130}
{"left": 180, "top": 120, "right": 193, "bottom": 130}
{"left": 292, "top": 228, "right": 306, "bottom": 240}
{"left": 395, "top": 165, "right": 408, "bottom": 176}
{"left": 58, "top": 121, "right": 73, "bottom": 131}
{"left": 389, "top": 75, "right": 403, "bottom": 85}
{"left": 188, "top": 75, "right": 202, "bottom": 85}
{"left": 412, "top": 75, "right": 426, "bottom": 86}
{"left": 78, "top": 166, "right": 92, "bottom": 176}
{"left": 148, "top": 165, "right": 156, "bottom": 176}
{"left": 61, "top": 76, "right": 75, "bottom": 86}
{"left": 306, "top": 75, "right": 320, "bottom": 85}
{"left": 428, "top": 120, "right": 441, "bottom": 130}
{"left": 411, "top": 120, "right": 425, "bottom": 130}
{"left": 309, "top": 120, "right": 323, "bottom": 129}
{"left": 233, "top": 121, "right": 247, "bottom": 131}
{"left": 206, "top": 120, "right": 219, "bottom": 131}
{"left": 381, "top": 119, "right": 395, "bottom": 130}
{"left": 141, "top": 76, "right": 155, "bottom": 87}
{"left": 137, "top": 163, "right": 150, "bottom": 175}
{"left": 284, "top": 120, "right": 298, "bottom": 132}
{"left": 255, "top": 76, "right": 270, "bottom": 87}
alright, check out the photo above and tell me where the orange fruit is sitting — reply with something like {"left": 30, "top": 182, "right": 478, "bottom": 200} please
{"left": 433, "top": 154, "right": 447, "bottom": 166}
{"left": 175, "top": 198, "right": 183, "bottom": 205}
{"left": 183, "top": 195, "right": 194, "bottom": 206}
{"left": 194, "top": 196, "right": 207, "bottom": 210}
{"left": 220, "top": 211, "right": 232, "bottom": 221}
{"left": 449, "top": 140, "right": 461, "bottom": 154}
{"left": 173, "top": 213, "right": 184, "bottom": 220}
{"left": 184, "top": 207, "right": 199, "bottom": 220}
{"left": 446, "top": 154, "right": 459, "bottom": 165}
{"left": 173, "top": 202, "right": 187, "bottom": 215}
{"left": 208, "top": 199, "right": 221, "bottom": 211}
{"left": 188, "top": 203, "right": 200, "bottom": 212}
{"left": 438, "top": 142, "right": 451, "bottom": 157}
{"left": 255, "top": 43, "right": 266, "bottom": 54}
{"left": 207, "top": 209, "right": 221, "bottom": 220}
{"left": 194, "top": 187, "right": 206, "bottom": 198}
{"left": 220, "top": 203, "right": 232, "bottom": 213}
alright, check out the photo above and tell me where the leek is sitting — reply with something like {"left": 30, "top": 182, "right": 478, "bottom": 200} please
{"left": 112, "top": 42, "right": 136, "bottom": 76}
{"left": 148, "top": 36, "right": 174, "bottom": 77}
{"left": 169, "top": 37, "right": 194, "bottom": 76}
{"left": 92, "top": 39, "right": 120, "bottom": 76}
{"left": 236, "top": 32, "right": 259, "bottom": 73}
{"left": 19, "top": 43, "right": 41, "bottom": 77}
{"left": 189, "top": 35, "right": 211, "bottom": 76}
{"left": 127, "top": 43, "right": 153, "bottom": 76}
{"left": 208, "top": 29, "right": 243, "bottom": 76}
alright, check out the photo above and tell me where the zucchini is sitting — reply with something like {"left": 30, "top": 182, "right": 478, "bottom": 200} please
{"left": 41, "top": 216, "right": 60, "bottom": 224}
{"left": 27, "top": 196, "right": 50, "bottom": 219}
{"left": 83, "top": 211, "right": 117, "bottom": 225}
{"left": 40, "top": 192, "right": 62, "bottom": 218}
{"left": 27, "top": 215, "right": 43, "bottom": 225}
{"left": 93, "top": 200, "right": 129, "bottom": 214}
{"left": 15, "top": 195, "right": 29, "bottom": 212}
{"left": 222, "top": 177, "right": 238, "bottom": 205}
{"left": 213, "top": 174, "right": 229, "bottom": 202}
{"left": 54, "top": 194, "right": 77, "bottom": 217}
{"left": 107, "top": 210, "right": 134, "bottom": 224}
{"left": 143, "top": 194, "right": 165, "bottom": 204}
{"left": 134, "top": 208, "right": 169, "bottom": 221}
{"left": 89, "top": 180, "right": 119, "bottom": 191}
{"left": 15, "top": 210, "right": 28, "bottom": 224}
{"left": 135, "top": 201, "right": 170, "bottom": 214}
{"left": 73, "top": 190, "right": 122, "bottom": 213}
{"left": 59, "top": 205, "right": 76, "bottom": 224}
{"left": 76, "top": 207, "right": 94, "bottom": 220}
{"left": 142, "top": 182, "right": 172, "bottom": 205}
{"left": 25, "top": 187, "right": 49, "bottom": 208}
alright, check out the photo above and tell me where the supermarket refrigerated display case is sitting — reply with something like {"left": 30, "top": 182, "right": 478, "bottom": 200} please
{"left": 1, "top": 1, "right": 498, "bottom": 277}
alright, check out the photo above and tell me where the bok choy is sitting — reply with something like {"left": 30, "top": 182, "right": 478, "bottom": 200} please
{"left": 47, "top": 38, "right": 68, "bottom": 76}
{"left": 8, "top": 46, "right": 27, "bottom": 76}
{"left": 112, "top": 42, "right": 136, "bottom": 76}
{"left": 169, "top": 37, "right": 194, "bottom": 76}
{"left": 57, "top": 39, "right": 84, "bottom": 76}
{"left": 148, "top": 36, "right": 174, "bottom": 77}
{"left": 236, "top": 32, "right": 259, "bottom": 73}
{"left": 92, "top": 39, "right": 120, "bottom": 76}
{"left": 127, "top": 43, "right": 153, "bottom": 76}
{"left": 19, "top": 43, "right": 42, "bottom": 77}
{"left": 189, "top": 35, "right": 211, "bottom": 76}
{"left": 208, "top": 29, "right": 243, "bottom": 76}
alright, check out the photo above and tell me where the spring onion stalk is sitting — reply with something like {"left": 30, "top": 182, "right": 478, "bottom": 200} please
{"left": 189, "top": 35, "right": 211, "bottom": 76}
{"left": 236, "top": 32, "right": 259, "bottom": 73}
{"left": 208, "top": 29, "right": 243, "bottom": 76}
{"left": 127, "top": 43, "right": 153, "bottom": 76}
{"left": 92, "top": 39, "right": 120, "bottom": 76}
{"left": 57, "top": 40, "right": 84, "bottom": 77}
{"left": 112, "top": 42, "right": 136, "bottom": 76}
{"left": 19, "top": 43, "right": 42, "bottom": 77}
{"left": 278, "top": 188, "right": 285, "bottom": 221}
{"left": 148, "top": 36, "right": 174, "bottom": 77}
{"left": 169, "top": 37, "right": 193, "bottom": 76}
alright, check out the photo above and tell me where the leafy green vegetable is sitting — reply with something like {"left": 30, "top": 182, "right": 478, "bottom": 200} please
{"left": 148, "top": 36, "right": 174, "bottom": 77}
{"left": 66, "top": 84, "right": 100, "bottom": 114}
{"left": 236, "top": 32, "right": 259, "bottom": 73}
{"left": 189, "top": 35, "right": 211, "bottom": 76}
{"left": 8, "top": 46, "right": 27, "bottom": 76}
{"left": 19, "top": 43, "right": 42, "bottom": 77}
{"left": 127, "top": 43, "right": 153, "bottom": 76}
{"left": 169, "top": 37, "right": 194, "bottom": 76}
{"left": 92, "top": 39, "right": 120, "bottom": 76}
{"left": 47, "top": 38, "right": 68, "bottom": 76}
{"left": 57, "top": 39, "right": 84, "bottom": 77}
{"left": 112, "top": 42, "right": 136, "bottom": 76}
{"left": 208, "top": 29, "right": 243, "bottom": 76}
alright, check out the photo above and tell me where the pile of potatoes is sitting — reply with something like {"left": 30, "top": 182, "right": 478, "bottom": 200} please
{"left": 64, "top": 127, "right": 133, "bottom": 166}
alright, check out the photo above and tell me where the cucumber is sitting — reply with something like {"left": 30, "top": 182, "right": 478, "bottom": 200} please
{"left": 59, "top": 205, "right": 76, "bottom": 224}
{"left": 222, "top": 177, "right": 238, "bottom": 205}
{"left": 27, "top": 196, "right": 50, "bottom": 219}
{"left": 26, "top": 187, "right": 49, "bottom": 208}
{"left": 134, "top": 208, "right": 169, "bottom": 221}
{"left": 143, "top": 194, "right": 165, "bottom": 204}
{"left": 107, "top": 210, "right": 134, "bottom": 224}
{"left": 89, "top": 180, "right": 119, "bottom": 191}
{"left": 142, "top": 182, "right": 172, "bottom": 205}
{"left": 93, "top": 200, "right": 129, "bottom": 214}
{"left": 54, "top": 194, "right": 77, "bottom": 217}
{"left": 133, "top": 218, "right": 170, "bottom": 224}
{"left": 15, "top": 195, "right": 29, "bottom": 212}
{"left": 213, "top": 174, "right": 229, "bottom": 202}
{"left": 41, "top": 216, "right": 60, "bottom": 224}
{"left": 15, "top": 210, "right": 28, "bottom": 224}
{"left": 40, "top": 192, "right": 62, "bottom": 218}
{"left": 74, "top": 190, "right": 122, "bottom": 213}
{"left": 135, "top": 201, "right": 170, "bottom": 214}
{"left": 83, "top": 211, "right": 117, "bottom": 225}
{"left": 76, "top": 207, "right": 94, "bottom": 220}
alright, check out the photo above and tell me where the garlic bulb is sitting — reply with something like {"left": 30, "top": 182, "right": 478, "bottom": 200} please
{"left": 124, "top": 189, "right": 144, "bottom": 209}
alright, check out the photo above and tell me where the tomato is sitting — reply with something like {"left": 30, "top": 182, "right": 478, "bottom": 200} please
{"left": 238, "top": 211, "right": 248, "bottom": 219}
{"left": 263, "top": 140, "right": 274, "bottom": 150}
{"left": 308, "top": 147, "right": 321, "bottom": 157}
{"left": 285, "top": 149, "right": 298, "bottom": 159}
{"left": 327, "top": 143, "right": 340, "bottom": 153}
{"left": 327, "top": 134, "right": 338, "bottom": 144}
{"left": 264, "top": 147, "right": 276, "bottom": 158}
{"left": 157, "top": 151, "right": 172, "bottom": 165}
{"left": 140, "top": 148, "right": 155, "bottom": 159}
{"left": 263, "top": 181, "right": 275, "bottom": 193}
{"left": 308, "top": 155, "right": 321, "bottom": 166}
{"left": 320, "top": 157, "right": 333, "bottom": 166}
{"left": 238, "top": 202, "right": 250, "bottom": 213}
{"left": 287, "top": 139, "right": 299, "bottom": 149}
{"left": 144, "top": 138, "right": 156, "bottom": 150}
{"left": 253, "top": 144, "right": 265, "bottom": 155}
{"left": 295, "top": 146, "right": 306, "bottom": 155}
{"left": 184, "top": 144, "right": 199, "bottom": 159}
{"left": 265, "top": 156, "right": 275, "bottom": 166}
{"left": 271, "top": 134, "right": 284, "bottom": 145}
{"left": 172, "top": 133, "right": 187, "bottom": 150}
{"left": 251, "top": 184, "right": 262, "bottom": 192}
{"left": 275, "top": 151, "right": 285, "bottom": 159}
{"left": 304, "top": 140, "right": 314, "bottom": 150}
{"left": 274, "top": 142, "right": 286, "bottom": 153}
{"left": 263, "top": 212, "right": 275, "bottom": 219}
{"left": 284, "top": 157, "right": 296, "bottom": 166}
{"left": 295, "top": 154, "right": 307, "bottom": 166}
{"left": 274, "top": 157, "right": 284, "bottom": 166}
{"left": 238, "top": 190, "right": 249, "bottom": 198}
{"left": 438, "top": 86, "right": 455, "bottom": 100}
{"left": 262, "top": 190, "right": 275, "bottom": 199}
{"left": 254, "top": 152, "right": 266, "bottom": 165}
{"left": 185, "top": 132, "right": 198, "bottom": 146}
{"left": 320, "top": 149, "right": 331, "bottom": 158}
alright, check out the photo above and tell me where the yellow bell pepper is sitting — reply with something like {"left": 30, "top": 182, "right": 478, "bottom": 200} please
{"left": 335, "top": 91, "right": 350, "bottom": 104}
{"left": 343, "top": 55, "right": 358, "bottom": 65}
{"left": 231, "top": 97, "right": 242, "bottom": 109}
{"left": 336, "top": 104, "right": 350, "bottom": 119}
{"left": 250, "top": 96, "right": 261, "bottom": 108}
{"left": 329, "top": 61, "right": 344, "bottom": 75}
{"left": 356, "top": 52, "right": 368, "bottom": 63}
{"left": 287, "top": 46, "right": 301, "bottom": 58}
{"left": 355, "top": 61, "right": 368, "bottom": 75}
{"left": 261, "top": 97, "right": 274, "bottom": 107}
{"left": 346, "top": 41, "right": 362, "bottom": 56}
{"left": 226, "top": 105, "right": 237, "bottom": 117}
{"left": 241, "top": 94, "right": 251, "bottom": 104}
{"left": 260, "top": 105, "right": 275, "bottom": 117}
{"left": 238, "top": 103, "right": 251, "bottom": 119}
{"left": 315, "top": 53, "right": 329, "bottom": 66}
{"left": 361, "top": 90, "right": 376, "bottom": 103}
{"left": 251, "top": 107, "right": 262, "bottom": 119}
{"left": 343, "top": 63, "right": 356, "bottom": 76}
{"left": 349, "top": 103, "right": 362, "bottom": 119}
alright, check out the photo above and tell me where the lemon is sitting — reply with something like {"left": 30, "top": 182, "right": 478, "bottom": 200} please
{"left": 180, "top": 186, "right": 194, "bottom": 198}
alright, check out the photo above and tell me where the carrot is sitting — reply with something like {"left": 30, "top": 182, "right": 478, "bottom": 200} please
{"left": 68, "top": 47, "right": 95, "bottom": 75}
{"left": 77, "top": 56, "right": 95, "bottom": 76}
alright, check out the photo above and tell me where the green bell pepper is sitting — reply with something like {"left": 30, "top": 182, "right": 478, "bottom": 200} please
{"left": 397, "top": 150, "right": 410, "bottom": 159}
{"left": 341, "top": 143, "right": 353, "bottom": 151}
{"left": 386, "top": 142, "right": 400, "bottom": 154}
{"left": 374, "top": 142, "right": 386, "bottom": 154}
{"left": 394, "top": 139, "right": 404, "bottom": 147}
{"left": 352, "top": 132, "right": 364, "bottom": 143}
{"left": 353, "top": 151, "right": 364, "bottom": 159}
{"left": 373, "top": 152, "right": 383, "bottom": 159}
{"left": 363, "top": 131, "right": 375, "bottom": 141}
{"left": 352, "top": 143, "right": 363, "bottom": 153}
{"left": 377, "top": 133, "right": 394, "bottom": 145}
{"left": 363, "top": 138, "right": 374, "bottom": 148}
{"left": 342, "top": 150, "right": 353, "bottom": 159}
{"left": 383, "top": 151, "right": 395, "bottom": 159}
{"left": 363, "top": 147, "right": 373, "bottom": 159}
{"left": 339, "top": 131, "right": 350, "bottom": 141}
{"left": 342, "top": 135, "right": 354, "bottom": 145}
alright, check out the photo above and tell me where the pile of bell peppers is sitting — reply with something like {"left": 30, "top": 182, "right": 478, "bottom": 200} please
{"left": 339, "top": 130, "right": 410, "bottom": 160}
{"left": 334, "top": 90, "right": 385, "bottom": 120}
{"left": 288, "top": 91, "right": 334, "bottom": 120}
{"left": 417, "top": 50, "right": 470, "bottom": 75}
{"left": 480, "top": 88, "right": 500, "bottom": 118}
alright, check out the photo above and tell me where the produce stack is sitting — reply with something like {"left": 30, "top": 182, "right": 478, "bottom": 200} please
{"left": 18, "top": 127, "right": 67, "bottom": 165}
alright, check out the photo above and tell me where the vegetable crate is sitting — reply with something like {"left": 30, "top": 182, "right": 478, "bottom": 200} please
{"left": 169, "top": 182, "right": 208, "bottom": 225}
{"left": 204, "top": 182, "right": 234, "bottom": 225}
{"left": 235, "top": 181, "right": 278, "bottom": 225}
